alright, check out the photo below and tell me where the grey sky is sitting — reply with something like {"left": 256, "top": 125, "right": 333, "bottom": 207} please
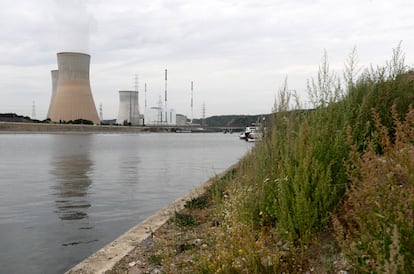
{"left": 0, "top": 0, "right": 413, "bottom": 119}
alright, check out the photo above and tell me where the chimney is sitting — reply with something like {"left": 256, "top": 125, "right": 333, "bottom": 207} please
{"left": 47, "top": 52, "right": 100, "bottom": 124}
{"left": 46, "top": 69, "right": 59, "bottom": 119}
{"left": 116, "top": 90, "right": 140, "bottom": 125}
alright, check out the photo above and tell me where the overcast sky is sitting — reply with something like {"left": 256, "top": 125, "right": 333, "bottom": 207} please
{"left": 0, "top": 0, "right": 413, "bottom": 119}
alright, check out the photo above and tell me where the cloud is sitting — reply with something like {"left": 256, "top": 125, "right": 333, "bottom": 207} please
{"left": 51, "top": 0, "right": 97, "bottom": 53}
{"left": 1, "top": 0, "right": 414, "bottom": 118}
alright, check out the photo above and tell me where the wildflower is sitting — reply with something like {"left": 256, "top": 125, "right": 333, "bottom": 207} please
{"left": 238, "top": 249, "right": 244, "bottom": 255}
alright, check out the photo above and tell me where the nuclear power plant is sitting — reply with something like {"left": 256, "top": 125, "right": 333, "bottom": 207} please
{"left": 44, "top": 55, "right": 191, "bottom": 126}
{"left": 116, "top": 90, "right": 140, "bottom": 125}
{"left": 47, "top": 52, "right": 100, "bottom": 124}
{"left": 46, "top": 69, "right": 58, "bottom": 119}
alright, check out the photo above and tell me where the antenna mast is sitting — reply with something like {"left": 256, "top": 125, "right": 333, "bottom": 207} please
{"left": 164, "top": 69, "right": 168, "bottom": 124}
{"left": 191, "top": 81, "right": 194, "bottom": 124}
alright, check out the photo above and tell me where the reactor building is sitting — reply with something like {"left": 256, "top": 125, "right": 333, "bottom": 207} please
{"left": 47, "top": 52, "right": 100, "bottom": 124}
{"left": 116, "top": 90, "right": 141, "bottom": 125}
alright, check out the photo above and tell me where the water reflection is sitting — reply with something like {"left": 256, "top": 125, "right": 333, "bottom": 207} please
{"left": 50, "top": 135, "right": 93, "bottom": 221}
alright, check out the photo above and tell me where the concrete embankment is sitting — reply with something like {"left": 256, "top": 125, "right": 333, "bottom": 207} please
{"left": 65, "top": 165, "right": 236, "bottom": 274}
{"left": 0, "top": 122, "right": 146, "bottom": 133}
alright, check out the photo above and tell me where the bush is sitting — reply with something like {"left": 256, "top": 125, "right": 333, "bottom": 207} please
{"left": 174, "top": 212, "right": 198, "bottom": 227}
{"left": 334, "top": 106, "right": 414, "bottom": 273}
{"left": 184, "top": 195, "right": 209, "bottom": 209}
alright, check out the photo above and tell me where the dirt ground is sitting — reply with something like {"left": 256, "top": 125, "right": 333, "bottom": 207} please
{"left": 106, "top": 203, "right": 214, "bottom": 274}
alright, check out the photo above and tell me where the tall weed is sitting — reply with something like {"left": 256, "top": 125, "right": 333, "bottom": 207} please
{"left": 193, "top": 44, "right": 414, "bottom": 273}
{"left": 334, "top": 106, "right": 414, "bottom": 273}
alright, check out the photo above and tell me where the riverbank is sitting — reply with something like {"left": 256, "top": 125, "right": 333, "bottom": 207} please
{"left": 0, "top": 122, "right": 146, "bottom": 133}
{"left": 0, "top": 122, "right": 213, "bottom": 133}
{"left": 65, "top": 164, "right": 238, "bottom": 274}
{"left": 66, "top": 161, "right": 347, "bottom": 274}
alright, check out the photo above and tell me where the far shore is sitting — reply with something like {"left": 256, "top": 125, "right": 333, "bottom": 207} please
{"left": 0, "top": 122, "right": 191, "bottom": 133}
{"left": 0, "top": 121, "right": 233, "bottom": 134}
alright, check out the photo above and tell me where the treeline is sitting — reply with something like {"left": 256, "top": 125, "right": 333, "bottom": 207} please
{"left": 192, "top": 44, "right": 414, "bottom": 272}
{"left": 193, "top": 114, "right": 266, "bottom": 127}
{"left": 0, "top": 113, "right": 94, "bottom": 125}
{"left": 0, "top": 113, "right": 32, "bottom": 122}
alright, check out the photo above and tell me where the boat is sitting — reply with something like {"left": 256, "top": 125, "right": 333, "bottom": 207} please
{"left": 239, "top": 124, "right": 263, "bottom": 142}
{"left": 175, "top": 127, "right": 192, "bottom": 133}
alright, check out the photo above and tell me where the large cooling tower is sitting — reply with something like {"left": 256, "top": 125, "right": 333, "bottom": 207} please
{"left": 47, "top": 52, "right": 100, "bottom": 124}
{"left": 116, "top": 90, "right": 140, "bottom": 125}
{"left": 46, "top": 69, "right": 59, "bottom": 119}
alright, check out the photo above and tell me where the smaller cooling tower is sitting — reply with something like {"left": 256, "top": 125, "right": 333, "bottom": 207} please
{"left": 46, "top": 69, "right": 59, "bottom": 119}
{"left": 117, "top": 90, "right": 140, "bottom": 125}
{"left": 47, "top": 52, "right": 100, "bottom": 124}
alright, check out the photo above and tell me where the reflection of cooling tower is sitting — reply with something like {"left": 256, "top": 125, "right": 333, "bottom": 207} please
{"left": 116, "top": 90, "right": 140, "bottom": 125}
{"left": 46, "top": 69, "right": 59, "bottom": 119}
{"left": 47, "top": 52, "right": 100, "bottom": 124}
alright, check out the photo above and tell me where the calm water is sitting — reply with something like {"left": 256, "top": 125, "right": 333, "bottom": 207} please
{"left": 0, "top": 133, "right": 251, "bottom": 274}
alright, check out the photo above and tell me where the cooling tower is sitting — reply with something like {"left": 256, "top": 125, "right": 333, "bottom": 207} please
{"left": 47, "top": 52, "right": 100, "bottom": 124}
{"left": 116, "top": 90, "right": 140, "bottom": 125}
{"left": 46, "top": 69, "right": 59, "bottom": 119}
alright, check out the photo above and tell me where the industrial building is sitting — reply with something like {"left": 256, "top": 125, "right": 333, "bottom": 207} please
{"left": 144, "top": 107, "right": 176, "bottom": 126}
{"left": 116, "top": 90, "right": 141, "bottom": 125}
{"left": 47, "top": 52, "right": 100, "bottom": 124}
{"left": 176, "top": 114, "right": 188, "bottom": 126}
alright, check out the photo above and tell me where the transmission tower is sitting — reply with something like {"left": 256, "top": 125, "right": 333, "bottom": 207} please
{"left": 158, "top": 95, "right": 163, "bottom": 124}
{"left": 190, "top": 81, "right": 194, "bottom": 124}
{"left": 144, "top": 83, "right": 147, "bottom": 109}
{"left": 134, "top": 74, "right": 140, "bottom": 116}
{"left": 202, "top": 102, "right": 206, "bottom": 126}
{"left": 32, "top": 100, "right": 36, "bottom": 119}
{"left": 99, "top": 103, "right": 103, "bottom": 121}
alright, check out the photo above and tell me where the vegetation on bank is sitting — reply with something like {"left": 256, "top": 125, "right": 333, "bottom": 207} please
{"left": 192, "top": 115, "right": 267, "bottom": 128}
{"left": 193, "top": 44, "right": 413, "bottom": 273}
{"left": 0, "top": 113, "right": 95, "bottom": 125}
{"left": 133, "top": 44, "right": 414, "bottom": 273}
{"left": 105, "top": 44, "right": 414, "bottom": 274}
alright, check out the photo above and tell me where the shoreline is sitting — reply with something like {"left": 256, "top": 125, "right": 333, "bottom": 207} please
{"left": 65, "top": 164, "right": 237, "bottom": 274}
{"left": 0, "top": 122, "right": 213, "bottom": 134}
{"left": 0, "top": 122, "right": 145, "bottom": 133}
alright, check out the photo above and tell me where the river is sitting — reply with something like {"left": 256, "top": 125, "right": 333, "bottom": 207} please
{"left": 0, "top": 132, "right": 251, "bottom": 274}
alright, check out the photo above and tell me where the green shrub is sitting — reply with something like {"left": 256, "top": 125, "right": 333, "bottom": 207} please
{"left": 334, "top": 106, "right": 414, "bottom": 273}
{"left": 192, "top": 44, "right": 414, "bottom": 272}
{"left": 184, "top": 195, "right": 209, "bottom": 209}
{"left": 174, "top": 212, "right": 198, "bottom": 227}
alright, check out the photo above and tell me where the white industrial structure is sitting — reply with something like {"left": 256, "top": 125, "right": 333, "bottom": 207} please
{"left": 144, "top": 107, "right": 176, "bottom": 125}
{"left": 47, "top": 52, "right": 100, "bottom": 124}
{"left": 116, "top": 90, "right": 140, "bottom": 125}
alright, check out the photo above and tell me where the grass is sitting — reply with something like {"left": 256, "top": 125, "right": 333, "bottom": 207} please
{"left": 173, "top": 211, "right": 198, "bottom": 227}
{"left": 110, "top": 44, "right": 414, "bottom": 273}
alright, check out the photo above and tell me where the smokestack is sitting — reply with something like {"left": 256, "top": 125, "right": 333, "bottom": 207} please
{"left": 164, "top": 69, "right": 168, "bottom": 124}
{"left": 47, "top": 52, "right": 100, "bottom": 124}
{"left": 116, "top": 91, "right": 140, "bottom": 125}
{"left": 46, "top": 69, "right": 59, "bottom": 119}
